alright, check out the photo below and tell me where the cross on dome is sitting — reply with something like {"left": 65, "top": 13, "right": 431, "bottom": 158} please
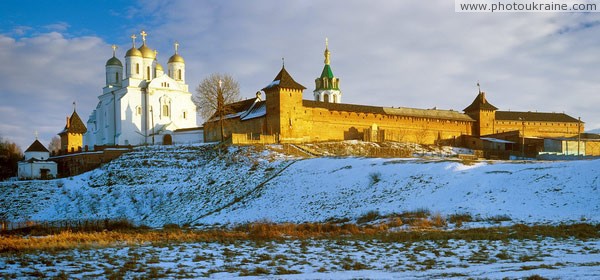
{"left": 324, "top": 38, "right": 331, "bottom": 65}
{"left": 130, "top": 34, "right": 137, "bottom": 47}
{"left": 140, "top": 30, "right": 148, "bottom": 44}
{"left": 174, "top": 41, "right": 179, "bottom": 54}
{"left": 111, "top": 45, "right": 117, "bottom": 57}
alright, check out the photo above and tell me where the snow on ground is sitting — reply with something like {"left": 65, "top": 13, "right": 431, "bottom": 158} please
{"left": 200, "top": 156, "right": 600, "bottom": 225}
{"left": 0, "top": 143, "right": 599, "bottom": 227}
{"left": 1, "top": 237, "right": 598, "bottom": 279}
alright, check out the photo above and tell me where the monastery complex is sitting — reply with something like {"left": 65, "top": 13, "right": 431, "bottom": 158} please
{"left": 19, "top": 31, "right": 598, "bottom": 179}
{"left": 204, "top": 40, "right": 584, "bottom": 148}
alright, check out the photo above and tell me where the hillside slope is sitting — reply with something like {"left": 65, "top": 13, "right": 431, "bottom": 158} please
{"left": 1, "top": 144, "right": 598, "bottom": 227}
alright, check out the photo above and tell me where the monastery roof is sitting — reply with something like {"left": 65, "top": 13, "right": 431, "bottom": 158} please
{"left": 303, "top": 100, "right": 474, "bottom": 122}
{"left": 60, "top": 110, "right": 88, "bottom": 135}
{"left": 320, "top": 64, "right": 334, "bottom": 79}
{"left": 207, "top": 98, "right": 261, "bottom": 121}
{"left": 464, "top": 92, "right": 498, "bottom": 112}
{"left": 495, "top": 111, "right": 580, "bottom": 123}
{"left": 262, "top": 67, "right": 306, "bottom": 91}
{"left": 25, "top": 139, "right": 49, "bottom": 153}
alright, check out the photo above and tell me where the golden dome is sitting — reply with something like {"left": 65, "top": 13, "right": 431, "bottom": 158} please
{"left": 168, "top": 53, "right": 185, "bottom": 63}
{"left": 156, "top": 63, "right": 164, "bottom": 71}
{"left": 106, "top": 56, "right": 122, "bottom": 67}
{"left": 125, "top": 47, "right": 142, "bottom": 57}
{"left": 138, "top": 44, "right": 155, "bottom": 59}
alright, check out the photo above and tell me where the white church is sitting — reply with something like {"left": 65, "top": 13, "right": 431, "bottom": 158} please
{"left": 85, "top": 31, "right": 200, "bottom": 147}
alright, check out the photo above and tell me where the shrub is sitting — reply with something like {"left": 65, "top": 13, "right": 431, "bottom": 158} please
{"left": 368, "top": 172, "right": 382, "bottom": 185}
{"left": 357, "top": 210, "right": 381, "bottom": 224}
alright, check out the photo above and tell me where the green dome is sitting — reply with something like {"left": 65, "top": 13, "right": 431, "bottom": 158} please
{"left": 106, "top": 56, "right": 123, "bottom": 67}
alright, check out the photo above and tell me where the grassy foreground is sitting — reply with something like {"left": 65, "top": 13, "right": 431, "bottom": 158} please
{"left": 1, "top": 220, "right": 599, "bottom": 254}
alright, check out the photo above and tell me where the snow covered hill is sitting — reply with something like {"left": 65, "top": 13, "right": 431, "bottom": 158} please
{"left": 1, "top": 143, "right": 599, "bottom": 227}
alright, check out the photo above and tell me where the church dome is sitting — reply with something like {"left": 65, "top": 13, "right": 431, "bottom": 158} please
{"left": 138, "top": 44, "right": 155, "bottom": 59}
{"left": 168, "top": 53, "right": 185, "bottom": 63}
{"left": 106, "top": 56, "right": 122, "bottom": 67}
{"left": 125, "top": 47, "right": 142, "bottom": 57}
{"left": 156, "top": 62, "right": 163, "bottom": 71}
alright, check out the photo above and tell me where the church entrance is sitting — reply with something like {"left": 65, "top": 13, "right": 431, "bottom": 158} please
{"left": 163, "top": 134, "right": 173, "bottom": 145}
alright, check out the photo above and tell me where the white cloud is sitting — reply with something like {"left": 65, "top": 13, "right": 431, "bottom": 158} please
{"left": 3, "top": 0, "right": 600, "bottom": 150}
{"left": 0, "top": 32, "right": 107, "bottom": 149}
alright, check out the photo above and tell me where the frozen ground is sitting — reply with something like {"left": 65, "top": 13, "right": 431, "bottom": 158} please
{"left": 1, "top": 237, "right": 599, "bottom": 279}
{"left": 1, "top": 143, "right": 599, "bottom": 278}
{"left": 0, "top": 143, "right": 598, "bottom": 227}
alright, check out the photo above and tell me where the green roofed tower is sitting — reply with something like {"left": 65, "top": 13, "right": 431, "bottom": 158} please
{"left": 314, "top": 38, "right": 342, "bottom": 103}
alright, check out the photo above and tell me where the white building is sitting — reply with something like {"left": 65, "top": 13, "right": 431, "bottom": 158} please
{"left": 18, "top": 139, "right": 57, "bottom": 180}
{"left": 85, "top": 31, "right": 199, "bottom": 147}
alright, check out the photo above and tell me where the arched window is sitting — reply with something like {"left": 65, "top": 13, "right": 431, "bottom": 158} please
{"left": 324, "top": 94, "right": 329, "bottom": 103}
{"left": 136, "top": 106, "right": 141, "bottom": 115}
{"left": 162, "top": 104, "right": 169, "bottom": 117}
{"left": 146, "top": 66, "right": 151, "bottom": 80}
{"left": 177, "top": 69, "right": 182, "bottom": 80}
{"left": 333, "top": 95, "right": 338, "bottom": 103}
{"left": 136, "top": 63, "right": 140, "bottom": 74}
{"left": 115, "top": 72, "right": 119, "bottom": 81}
{"left": 183, "top": 111, "right": 187, "bottom": 119}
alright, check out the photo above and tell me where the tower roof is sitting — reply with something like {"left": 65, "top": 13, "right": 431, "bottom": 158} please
{"left": 168, "top": 41, "right": 185, "bottom": 63}
{"left": 25, "top": 139, "right": 49, "bottom": 153}
{"left": 60, "top": 110, "right": 88, "bottom": 135}
{"left": 320, "top": 64, "right": 334, "bottom": 79}
{"left": 262, "top": 66, "right": 306, "bottom": 91}
{"left": 106, "top": 45, "right": 123, "bottom": 66}
{"left": 106, "top": 56, "right": 123, "bottom": 66}
{"left": 464, "top": 92, "right": 498, "bottom": 112}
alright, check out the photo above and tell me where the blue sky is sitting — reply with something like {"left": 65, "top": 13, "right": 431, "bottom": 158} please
{"left": 2, "top": 0, "right": 600, "bottom": 150}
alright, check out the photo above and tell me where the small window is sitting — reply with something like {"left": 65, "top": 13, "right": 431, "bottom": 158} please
{"left": 136, "top": 63, "right": 140, "bottom": 74}
{"left": 115, "top": 72, "right": 119, "bottom": 81}
{"left": 147, "top": 66, "right": 151, "bottom": 79}
{"left": 136, "top": 106, "right": 141, "bottom": 115}
{"left": 163, "top": 105, "right": 169, "bottom": 117}
{"left": 183, "top": 111, "right": 187, "bottom": 119}
{"left": 177, "top": 69, "right": 182, "bottom": 80}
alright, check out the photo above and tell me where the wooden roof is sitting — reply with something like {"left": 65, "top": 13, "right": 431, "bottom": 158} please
{"left": 495, "top": 111, "right": 580, "bottom": 123}
{"left": 60, "top": 110, "right": 87, "bottom": 135}
{"left": 25, "top": 139, "right": 49, "bottom": 153}
{"left": 464, "top": 92, "right": 498, "bottom": 112}
{"left": 262, "top": 66, "right": 306, "bottom": 91}
{"left": 303, "top": 100, "right": 474, "bottom": 122}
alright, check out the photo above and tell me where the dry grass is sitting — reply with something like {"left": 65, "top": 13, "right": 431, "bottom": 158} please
{"left": 2, "top": 221, "right": 598, "bottom": 254}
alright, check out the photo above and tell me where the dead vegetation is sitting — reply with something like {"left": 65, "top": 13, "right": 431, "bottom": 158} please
{"left": 1, "top": 216, "right": 598, "bottom": 254}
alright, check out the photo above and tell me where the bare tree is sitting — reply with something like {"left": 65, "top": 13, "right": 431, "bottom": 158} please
{"left": 0, "top": 136, "right": 23, "bottom": 180}
{"left": 193, "top": 73, "right": 241, "bottom": 121}
{"left": 48, "top": 136, "right": 61, "bottom": 154}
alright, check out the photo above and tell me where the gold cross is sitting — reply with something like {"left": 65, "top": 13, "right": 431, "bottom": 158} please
{"left": 174, "top": 41, "right": 179, "bottom": 54}
{"left": 130, "top": 34, "right": 137, "bottom": 47}
{"left": 140, "top": 30, "right": 147, "bottom": 44}
{"left": 111, "top": 44, "right": 117, "bottom": 56}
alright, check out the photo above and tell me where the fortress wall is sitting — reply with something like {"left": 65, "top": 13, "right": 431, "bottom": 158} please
{"left": 296, "top": 106, "right": 472, "bottom": 144}
{"left": 493, "top": 120, "right": 583, "bottom": 138}
{"left": 204, "top": 117, "right": 266, "bottom": 143}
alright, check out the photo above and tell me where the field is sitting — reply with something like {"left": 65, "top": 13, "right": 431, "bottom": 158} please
{"left": 1, "top": 223, "right": 600, "bottom": 279}
{"left": 1, "top": 142, "right": 599, "bottom": 278}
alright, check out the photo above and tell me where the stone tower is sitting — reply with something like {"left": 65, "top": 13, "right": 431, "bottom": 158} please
{"left": 59, "top": 107, "right": 88, "bottom": 152}
{"left": 263, "top": 66, "right": 306, "bottom": 141}
{"left": 464, "top": 90, "right": 497, "bottom": 136}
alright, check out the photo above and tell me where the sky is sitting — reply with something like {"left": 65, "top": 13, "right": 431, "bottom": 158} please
{"left": 1, "top": 0, "right": 600, "bottom": 150}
